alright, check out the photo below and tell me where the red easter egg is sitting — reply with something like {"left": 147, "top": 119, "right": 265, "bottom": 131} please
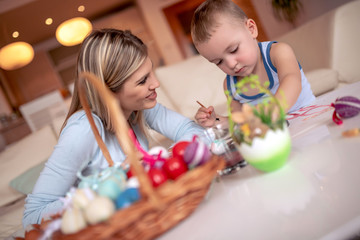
{"left": 172, "top": 141, "right": 190, "bottom": 161}
{"left": 148, "top": 168, "right": 168, "bottom": 187}
{"left": 126, "top": 168, "right": 133, "bottom": 179}
{"left": 162, "top": 156, "right": 188, "bottom": 180}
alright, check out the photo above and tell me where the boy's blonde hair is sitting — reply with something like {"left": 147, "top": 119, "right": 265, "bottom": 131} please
{"left": 63, "top": 29, "right": 148, "bottom": 134}
{"left": 191, "top": 0, "right": 248, "bottom": 44}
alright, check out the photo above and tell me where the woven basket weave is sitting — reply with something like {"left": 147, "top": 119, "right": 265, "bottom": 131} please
{"left": 45, "top": 72, "right": 225, "bottom": 240}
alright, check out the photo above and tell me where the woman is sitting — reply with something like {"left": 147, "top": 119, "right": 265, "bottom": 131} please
{"left": 22, "top": 29, "right": 208, "bottom": 228}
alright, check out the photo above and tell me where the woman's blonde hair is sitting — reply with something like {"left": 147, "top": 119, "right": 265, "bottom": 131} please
{"left": 191, "top": 0, "right": 248, "bottom": 45}
{"left": 63, "top": 29, "right": 148, "bottom": 133}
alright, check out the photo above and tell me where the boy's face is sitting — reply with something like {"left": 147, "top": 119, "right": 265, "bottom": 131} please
{"left": 195, "top": 15, "right": 259, "bottom": 77}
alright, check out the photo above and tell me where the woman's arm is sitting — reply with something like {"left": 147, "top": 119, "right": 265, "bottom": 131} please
{"left": 144, "top": 103, "right": 209, "bottom": 144}
{"left": 22, "top": 112, "right": 103, "bottom": 228}
{"left": 270, "top": 42, "right": 302, "bottom": 112}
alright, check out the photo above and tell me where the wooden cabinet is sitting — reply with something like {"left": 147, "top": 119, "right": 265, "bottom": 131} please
{"left": 0, "top": 118, "right": 31, "bottom": 151}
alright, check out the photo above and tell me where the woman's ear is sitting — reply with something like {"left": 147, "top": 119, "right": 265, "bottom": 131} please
{"left": 246, "top": 19, "right": 258, "bottom": 39}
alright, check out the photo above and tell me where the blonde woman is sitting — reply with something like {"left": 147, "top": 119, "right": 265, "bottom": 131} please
{"left": 23, "top": 29, "right": 208, "bottom": 227}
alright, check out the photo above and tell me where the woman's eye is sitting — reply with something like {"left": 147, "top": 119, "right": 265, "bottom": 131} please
{"left": 216, "top": 60, "right": 223, "bottom": 66}
{"left": 138, "top": 76, "right": 148, "bottom": 85}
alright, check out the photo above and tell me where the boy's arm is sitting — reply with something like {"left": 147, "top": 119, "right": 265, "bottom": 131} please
{"left": 270, "top": 42, "right": 302, "bottom": 112}
{"left": 223, "top": 77, "right": 242, "bottom": 113}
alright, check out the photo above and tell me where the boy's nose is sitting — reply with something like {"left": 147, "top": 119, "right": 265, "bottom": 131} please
{"left": 225, "top": 57, "right": 237, "bottom": 70}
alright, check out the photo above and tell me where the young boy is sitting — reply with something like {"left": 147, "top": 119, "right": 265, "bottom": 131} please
{"left": 191, "top": 0, "right": 315, "bottom": 127}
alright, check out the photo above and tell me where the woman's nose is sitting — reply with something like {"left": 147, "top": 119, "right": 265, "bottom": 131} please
{"left": 149, "top": 74, "right": 160, "bottom": 89}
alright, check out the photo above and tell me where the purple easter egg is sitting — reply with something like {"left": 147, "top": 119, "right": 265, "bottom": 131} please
{"left": 183, "top": 141, "right": 212, "bottom": 168}
{"left": 333, "top": 96, "right": 360, "bottom": 118}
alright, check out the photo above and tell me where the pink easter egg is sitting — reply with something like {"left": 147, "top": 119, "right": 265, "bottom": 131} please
{"left": 183, "top": 140, "right": 211, "bottom": 169}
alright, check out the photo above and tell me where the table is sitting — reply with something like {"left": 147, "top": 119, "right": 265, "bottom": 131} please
{"left": 159, "top": 82, "right": 360, "bottom": 240}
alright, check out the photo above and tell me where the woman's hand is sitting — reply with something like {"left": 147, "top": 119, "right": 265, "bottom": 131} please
{"left": 195, "top": 106, "right": 216, "bottom": 128}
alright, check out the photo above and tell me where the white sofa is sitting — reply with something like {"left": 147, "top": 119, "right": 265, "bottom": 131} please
{"left": 155, "top": 0, "right": 360, "bottom": 120}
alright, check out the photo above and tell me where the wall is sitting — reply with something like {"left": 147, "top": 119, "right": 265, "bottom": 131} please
{"left": 136, "top": 0, "right": 184, "bottom": 65}
{"left": 136, "top": 0, "right": 356, "bottom": 65}
{"left": 252, "top": 0, "right": 355, "bottom": 39}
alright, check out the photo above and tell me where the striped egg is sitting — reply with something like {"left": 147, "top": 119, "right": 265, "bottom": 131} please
{"left": 183, "top": 140, "right": 211, "bottom": 169}
{"left": 333, "top": 96, "right": 360, "bottom": 118}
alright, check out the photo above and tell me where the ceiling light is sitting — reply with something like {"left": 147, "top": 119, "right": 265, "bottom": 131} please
{"left": 12, "top": 31, "right": 19, "bottom": 38}
{"left": 45, "top": 18, "right": 53, "bottom": 25}
{"left": 78, "top": 5, "right": 85, "bottom": 12}
{"left": 0, "top": 42, "right": 35, "bottom": 71}
{"left": 55, "top": 17, "right": 92, "bottom": 46}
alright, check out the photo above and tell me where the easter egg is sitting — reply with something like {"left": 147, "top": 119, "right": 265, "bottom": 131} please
{"left": 97, "top": 167, "right": 127, "bottom": 200}
{"left": 61, "top": 207, "right": 87, "bottom": 234}
{"left": 115, "top": 193, "right": 131, "bottom": 209}
{"left": 183, "top": 140, "right": 212, "bottom": 169}
{"left": 148, "top": 168, "right": 168, "bottom": 187}
{"left": 126, "top": 167, "right": 133, "bottom": 179}
{"left": 84, "top": 196, "right": 115, "bottom": 225}
{"left": 97, "top": 177, "right": 124, "bottom": 200}
{"left": 148, "top": 146, "right": 170, "bottom": 159}
{"left": 333, "top": 96, "right": 360, "bottom": 118}
{"left": 72, "top": 188, "right": 96, "bottom": 210}
{"left": 172, "top": 141, "right": 190, "bottom": 161}
{"left": 115, "top": 188, "right": 140, "bottom": 209}
{"left": 210, "top": 139, "right": 227, "bottom": 155}
{"left": 124, "top": 187, "right": 140, "bottom": 202}
{"left": 127, "top": 176, "right": 139, "bottom": 188}
{"left": 162, "top": 157, "right": 188, "bottom": 180}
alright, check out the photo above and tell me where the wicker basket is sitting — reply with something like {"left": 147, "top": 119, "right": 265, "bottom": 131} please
{"left": 44, "top": 72, "right": 225, "bottom": 240}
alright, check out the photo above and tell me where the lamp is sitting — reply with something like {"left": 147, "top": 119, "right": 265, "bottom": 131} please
{"left": 0, "top": 41, "right": 35, "bottom": 71}
{"left": 56, "top": 17, "right": 92, "bottom": 46}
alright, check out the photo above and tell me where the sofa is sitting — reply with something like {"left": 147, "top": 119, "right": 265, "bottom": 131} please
{"left": 155, "top": 0, "right": 360, "bottom": 120}
{"left": 1, "top": 0, "right": 359, "bottom": 238}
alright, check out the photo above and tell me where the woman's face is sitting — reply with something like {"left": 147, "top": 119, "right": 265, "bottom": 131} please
{"left": 116, "top": 56, "right": 160, "bottom": 118}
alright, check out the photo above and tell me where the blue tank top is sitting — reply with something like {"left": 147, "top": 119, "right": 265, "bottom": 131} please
{"left": 226, "top": 41, "right": 315, "bottom": 113}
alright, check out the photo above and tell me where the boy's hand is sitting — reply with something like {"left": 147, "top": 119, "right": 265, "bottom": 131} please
{"left": 195, "top": 106, "right": 216, "bottom": 128}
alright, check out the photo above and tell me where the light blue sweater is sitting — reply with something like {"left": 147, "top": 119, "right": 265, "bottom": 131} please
{"left": 22, "top": 103, "right": 208, "bottom": 228}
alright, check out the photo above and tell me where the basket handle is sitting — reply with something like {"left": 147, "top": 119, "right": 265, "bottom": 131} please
{"left": 77, "top": 72, "right": 162, "bottom": 207}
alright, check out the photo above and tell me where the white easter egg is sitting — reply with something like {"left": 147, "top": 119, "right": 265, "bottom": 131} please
{"left": 148, "top": 146, "right": 170, "bottom": 158}
{"left": 72, "top": 188, "right": 96, "bottom": 209}
{"left": 127, "top": 176, "right": 139, "bottom": 188}
{"left": 84, "top": 196, "right": 115, "bottom": 224}
{"left": 211, "top": 140, "right": 227, "bottom": 155}
{"left": 61, "top": 207, "right": 87, "bottom": 234}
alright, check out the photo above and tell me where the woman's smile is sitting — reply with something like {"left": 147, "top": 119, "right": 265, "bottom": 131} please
{"left": 146, "top": 90, "right": 157, "bottom": 100}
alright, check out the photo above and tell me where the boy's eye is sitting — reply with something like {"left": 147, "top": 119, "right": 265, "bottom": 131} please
{"left": 230, "top": 46, "right": 238, "bottom": 53}
{"left": 216, "top": 60, "right": 223, "bottom": 66}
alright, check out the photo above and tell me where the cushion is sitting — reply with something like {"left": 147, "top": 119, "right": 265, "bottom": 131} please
{"left": 9, "top": 160, "right": 46, "bottom": 195}
{"left": 305, "top": 68, "right": 339, "bottom": 96}
{"left": 155, "top": 55, "right": 227, "bottom": 119}
{"left": 0, "top": 125, "right": 57, "bottom": 207}
{"left": 332, "top": 0, "right": 360, "bottom": 84}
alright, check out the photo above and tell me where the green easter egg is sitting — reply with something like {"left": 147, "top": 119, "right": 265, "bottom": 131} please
{"left": 238, "top": 126, "right": 291, "bottom": 172}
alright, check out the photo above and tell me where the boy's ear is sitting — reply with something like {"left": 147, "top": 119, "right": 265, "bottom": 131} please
{"left": 246, "top": 19, "right": 258, "bottom": 39}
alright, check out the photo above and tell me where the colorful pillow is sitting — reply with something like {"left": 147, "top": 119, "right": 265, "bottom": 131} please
{"left": 9, "top": 161, "right": 46, "bottom": 195}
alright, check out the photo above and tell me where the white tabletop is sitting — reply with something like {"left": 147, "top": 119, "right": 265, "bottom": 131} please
{"left": 159, "top": 82, "right": 360, "bottom": 240}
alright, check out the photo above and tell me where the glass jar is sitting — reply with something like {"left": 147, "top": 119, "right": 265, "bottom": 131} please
{"left": 204, "top": 122, "right": 247, "bottom": 175}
